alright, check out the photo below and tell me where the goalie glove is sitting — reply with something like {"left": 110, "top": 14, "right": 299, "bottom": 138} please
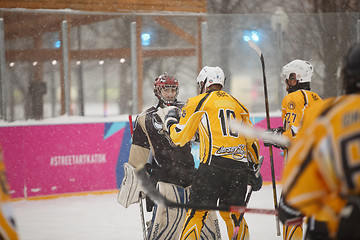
{"left": 164, "top": 107, "right": 181, "bottom": 132}
{"left": 156, "top": 106, "right": 181, "bottom": 132}
{"left": 156, "top": 106, "right": 178, "bottom": 123}
{"left": 263, "top": 127, "right": 286, "bottom": 149}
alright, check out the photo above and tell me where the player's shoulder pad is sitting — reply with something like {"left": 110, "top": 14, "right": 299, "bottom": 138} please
{"left": 184, "top": 95, "right": 202, "bottom": 107}
{"left": 136, "top": 106, "right": 157, "bottom": 126}
{"left": 175, "top": 101, "right": 185, "bottom": 109}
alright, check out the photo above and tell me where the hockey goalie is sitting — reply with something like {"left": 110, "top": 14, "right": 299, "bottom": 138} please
{"left": 117, "top": 73, "right": 221, "bottom": 239}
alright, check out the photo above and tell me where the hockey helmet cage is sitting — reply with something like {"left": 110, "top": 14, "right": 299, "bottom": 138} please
{"left": 196, "top": 66, "right": 225, "bottom": 93}
{"left": 154, "top": 73, "right": 179, "bottom": 106}
{"left": 342, "top": 43, "right": 360, "bottom": 94}
{"left": 281, "top": 59, "right": 313, "bottom": 83}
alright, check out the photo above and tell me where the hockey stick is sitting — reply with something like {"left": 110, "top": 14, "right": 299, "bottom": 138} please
{"left": 229, "top": 119, "right": 290, "bottom": 148}
{"left": 231, "top": 156, "right": 263, "bottom": 240}
{"left": 128, "top": 115, "right": 147, "bottom": 240}
{"left": 138, "top": 192, "right": 147, "bottom": 240}
{"left": 129, "top": 114, "right": 134, "bottom": 135}
{"left": 248, "top": 40, "right": 281, "bottom": 236}
{"left": 136, "top": 166, "right": 277, "bottom": 215}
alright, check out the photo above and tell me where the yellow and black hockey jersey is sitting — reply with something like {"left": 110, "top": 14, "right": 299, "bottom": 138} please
{"left": 281, "top": 89, "right": 322, "bottom": 140}
{"left": 282, "top": 94, "right": 360, "bottom": 237}
{"left": 169, "top": 90, "right": 259, "bottom": 165}
{"left": 0, "top": 144, "right": 19, "bottom": 240}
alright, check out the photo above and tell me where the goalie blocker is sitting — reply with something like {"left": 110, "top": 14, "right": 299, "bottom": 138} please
{"left": 117, "top": 163, "right": 142, "bottom": 208}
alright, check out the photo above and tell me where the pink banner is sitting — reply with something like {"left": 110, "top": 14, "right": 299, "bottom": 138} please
{"left": 0, "top": 116, "right": 285, "bottom": 199}
{"left": 0, "top": 122, "right": 127, "bottom": 198}
{"left": 253, "top": 117, "right": 285, "bottom": 182}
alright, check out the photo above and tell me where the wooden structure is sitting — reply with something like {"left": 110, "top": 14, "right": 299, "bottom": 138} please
{"left": 0, "top": 1, "right": 206, "bottom": 13}
{"left": 0, "top": 0, "right": 206, "bottom": 115}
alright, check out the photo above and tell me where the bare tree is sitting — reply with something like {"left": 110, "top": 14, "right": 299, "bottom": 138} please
{"left": 208, "top": 0, "right": 359, "bottom": 98}
{"left": 307, "top": 0, "right": 359, "bottom": 97}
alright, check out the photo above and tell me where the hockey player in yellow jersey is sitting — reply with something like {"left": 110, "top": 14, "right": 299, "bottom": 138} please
{"left": 280, "top": 43, "right": 360, "bottom": 239}
{"left": 163, "top": 66, "right": 262, "bottom": 240}
{"left": 265, "top": 60, "right": 322, "bottom": 147}
{"left": 0, "top": 144, "right": 19, "bottom": 240}
{"left": 280, "top": 60, "right": 322, "bottom": 144}
{"left": 264, "top": 59, "right": 323, "bottom": 240}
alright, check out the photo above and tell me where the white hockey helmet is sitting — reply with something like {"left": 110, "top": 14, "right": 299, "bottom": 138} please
{"left": 281, "top": 59, "right": 313, "bottom": 83}
{"left": 196, "top": 66, "right": 225, "bottom": 93}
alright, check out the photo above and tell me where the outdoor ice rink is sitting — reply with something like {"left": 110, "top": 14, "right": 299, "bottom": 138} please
{"left": 13, "top": 184, "right": 284, "bottom": 240}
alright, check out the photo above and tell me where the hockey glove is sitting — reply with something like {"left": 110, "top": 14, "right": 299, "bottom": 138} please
{"left": 247, "top": 163, "right": 263, "bottom": 191}
{"left": 263, "top": 127, "right": 285, "bottom": 149}
{"left": 164, "top": 107, "right": 181, "bottom": 132}
{"left": 156, "top": 106, "right": 178, "bottom": 123}
{"left": 278, "top": 196, "right": 303, "bottom": 226}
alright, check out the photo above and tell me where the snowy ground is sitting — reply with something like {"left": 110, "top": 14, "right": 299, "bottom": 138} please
{"left": 12, "top": 184, "right": 283, "bottom": 240}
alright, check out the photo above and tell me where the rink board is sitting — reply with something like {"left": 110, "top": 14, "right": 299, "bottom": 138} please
{"left": 0, "top": 115, "right": 283, "bottom": 198}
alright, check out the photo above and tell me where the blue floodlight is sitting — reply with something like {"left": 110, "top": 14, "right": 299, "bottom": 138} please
{"left": 242, "top": 30, "right": 260, "bottom": 42}
{"left": 141, "top": 33, "right": 151, "bottom": 46}
{"left": 251, "top": 31, "right": 259, "bottom": 42}
{"left": 55, "top": 40, "right": 61, "bottom": 48}
{"left": 243, "top": 35, "right": 251, "bottom": 42}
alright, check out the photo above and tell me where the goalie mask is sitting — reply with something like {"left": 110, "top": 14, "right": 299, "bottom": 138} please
{"left": 281, "top": 59, "right": 313, "bottom": 93}
{"left": 196, "top": 66, "right": 225, "bottom": 94}
{"left": 342, "top": 43, "right": 360, "bottom": 94}
{"left": 154, "top": 73, "right": 179, "bottom": 106}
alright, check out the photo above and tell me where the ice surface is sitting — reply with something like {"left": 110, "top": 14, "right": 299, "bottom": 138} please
{"left": 5, "top": 115, "right": 284, "bottom": 239}
{"left": 12, "top": 184, "right": 283, "bottom": 240}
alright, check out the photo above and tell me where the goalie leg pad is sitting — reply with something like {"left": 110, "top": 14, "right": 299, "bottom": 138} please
{"left": 149, "top": 182, "right": 222, "bottom": 240}
{"left": 148, "top": 182, "right": 190, "bottom": 240}
{"left": 117, "top": 163, "right": 142, "bottom": 208}
{"left": 201, "top": 210, "right": 222, "bottom": 240}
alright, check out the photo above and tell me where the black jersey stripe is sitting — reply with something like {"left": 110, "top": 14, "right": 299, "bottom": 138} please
{"left": 194, "top": 91, "right": 212, "bottom": 112}
{"left": 202, "top": 113, "right": 213, "bottom": 164}
{"left": 301, "top": 90, "right": 308, "bottom": 107}
{"left": 251, "top": 143, "right": 259, "bottom": 160}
